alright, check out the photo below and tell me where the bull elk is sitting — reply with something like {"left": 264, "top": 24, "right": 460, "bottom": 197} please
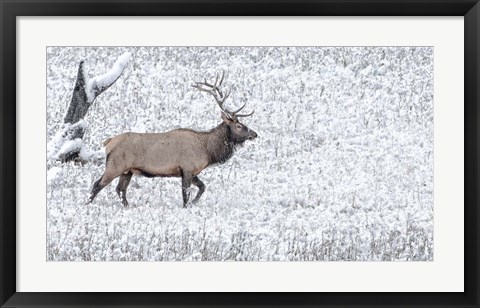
{"left": 88, "top": 72, "right": 258, "bottom": 207}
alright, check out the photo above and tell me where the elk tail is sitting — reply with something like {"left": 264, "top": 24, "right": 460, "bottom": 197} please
{"left": 103, "top": 138, "right": 113, "bottom": 147}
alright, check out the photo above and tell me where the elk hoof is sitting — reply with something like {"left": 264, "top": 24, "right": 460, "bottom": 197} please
{"left": 86, "top": 196, "right": 94, "bottom": 205}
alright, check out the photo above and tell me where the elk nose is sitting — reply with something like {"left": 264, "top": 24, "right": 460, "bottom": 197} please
{"left": 250, "top": 131, "right": 258, "bottom": 139}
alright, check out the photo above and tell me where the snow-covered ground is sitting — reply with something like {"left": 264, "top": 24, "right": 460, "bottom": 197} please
{"left": 47, "top": 47, "right": 433, "bottom": 261}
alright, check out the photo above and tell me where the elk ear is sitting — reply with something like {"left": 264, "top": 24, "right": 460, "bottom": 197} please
{"left": 221, "top": 112, "right": 232, "bottom": 123}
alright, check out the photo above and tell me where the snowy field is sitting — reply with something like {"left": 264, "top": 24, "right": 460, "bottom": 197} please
{"left": 47, "top": 47, "right": 433, "bottom": 261}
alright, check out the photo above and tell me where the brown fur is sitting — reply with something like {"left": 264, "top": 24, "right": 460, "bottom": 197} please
{"left": 89, "top": 116, "right": 257, "bottom": 207}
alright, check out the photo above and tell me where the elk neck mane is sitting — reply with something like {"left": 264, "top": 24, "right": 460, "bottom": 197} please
{"left": 202, "top": 122, "right": 237, "bottom": 165}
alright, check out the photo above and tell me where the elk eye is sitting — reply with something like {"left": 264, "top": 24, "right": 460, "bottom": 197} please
{"left": 236, "top": 124, "right": 242, "bottom": 130}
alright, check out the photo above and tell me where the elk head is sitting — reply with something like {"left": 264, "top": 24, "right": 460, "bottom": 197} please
{"left": 192, "top": 71, "right": 258, "bottom": 145}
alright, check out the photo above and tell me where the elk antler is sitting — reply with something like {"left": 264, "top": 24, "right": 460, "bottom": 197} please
{"left": 230, "top": 101, "right": 254, "bottom": 118}
{"left": 192, "top": 71, "right": 254, "bottom": 120}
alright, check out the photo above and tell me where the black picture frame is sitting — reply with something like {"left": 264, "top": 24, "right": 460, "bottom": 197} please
{"left": 1, "top": 1, "right": 478, "bottom": 307}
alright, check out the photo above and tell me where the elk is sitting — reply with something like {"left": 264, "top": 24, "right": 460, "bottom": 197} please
{"left": 88, "top": 72, "right": 258, "bottom": 207}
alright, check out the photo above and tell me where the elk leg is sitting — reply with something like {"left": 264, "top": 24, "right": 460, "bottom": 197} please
{"left": 88, "top": 172, "right": 117, "bottom": 204}
{"left": 115, "top": 179, "right": 122, "bottom": 198}
{"left": 89, "top": 176, "right": 104, "bottom": 203}
{"left": 192, "top": 176, "right": 206, "bottom": 203}
{"left": 115, "top": 172, "right": 130, "bottom": 198}
{"left": 181, "top": 172, "right": 193, "bottom": 208}
{"left": 116, "top": 172, "right": 133, "bottom": 207}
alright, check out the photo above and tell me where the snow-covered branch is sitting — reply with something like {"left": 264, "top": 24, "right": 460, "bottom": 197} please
{"left": 54, "top": 52, "right": 131, "bottom": 163}
{"left": 86, "top": 52, "right": 131, "bottom": 103}
{"left": 47, "top": 120, "right": 86, "bottom": 162}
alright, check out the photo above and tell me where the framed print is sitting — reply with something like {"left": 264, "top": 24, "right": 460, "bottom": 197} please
{"left": 1, "top": 0, "right": 479, "bottom": 307}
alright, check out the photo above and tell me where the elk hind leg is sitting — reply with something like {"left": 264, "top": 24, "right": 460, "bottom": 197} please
{"left": 192, "top": 176, "right": 206, "bottom": 203}
{"left": 116, "top": 171, "right": 133, "bottom": 207}
{"left": 88, "top": 170, "right": 118, "bottom": 204}
{"left": 181, "top": 172, "right": 194, "bottom": 208}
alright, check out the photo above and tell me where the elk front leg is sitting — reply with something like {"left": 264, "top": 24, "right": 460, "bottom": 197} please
{"left": 192, "top": 176, "right": 206, "bottom": 203}
{"left": 181, "top": 172, "right": 193, "bottom": 208}
{"left": 116, "top": 171, "right": 133, "bottom": 207}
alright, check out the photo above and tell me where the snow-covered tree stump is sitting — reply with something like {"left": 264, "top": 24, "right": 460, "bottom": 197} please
{"left": 48, "top": 53, "right": 131, "bottom": 163}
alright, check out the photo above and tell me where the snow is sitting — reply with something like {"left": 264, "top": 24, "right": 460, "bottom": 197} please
{"left": 86, "top": 52, "right": 131, "bottom": 102}
{"left": 47, "top": 47, "right": 433, "bottom": 261}
{"left": 47, "top": 166, "right": 63, "bottom": 186}
{"left": 47, "top": 120, "right": 86, "bottom": 161}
